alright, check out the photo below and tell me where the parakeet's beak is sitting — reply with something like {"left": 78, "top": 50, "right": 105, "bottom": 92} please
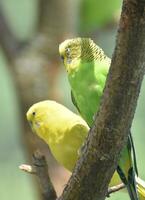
{"left": 28, "top": 120, "right": 32, "bottom": 127}
{"left": 27, "top": 120, "right": 35, "bottom": 132}
{"left": 26, "top": 111, "right": 33, "bottom": 128}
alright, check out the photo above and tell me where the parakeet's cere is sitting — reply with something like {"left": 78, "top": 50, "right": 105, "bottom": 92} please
{"left": 59, "top": 37, "right": 139, "bottom": 200}
{"left": 26, "top": 100, "right": 145, "bottom": 199}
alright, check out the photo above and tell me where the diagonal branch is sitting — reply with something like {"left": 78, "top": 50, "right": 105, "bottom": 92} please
{"left": 57, "top": 1, "right": 145, "bottom": 200}
{"left": 20, "top": 151, "right": 57, "bottom": 200}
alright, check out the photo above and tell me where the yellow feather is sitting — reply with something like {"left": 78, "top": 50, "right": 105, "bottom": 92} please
{"left": 136, "top": 177, "right": 145, "bottom": 200}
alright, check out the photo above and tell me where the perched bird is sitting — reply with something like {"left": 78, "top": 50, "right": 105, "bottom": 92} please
{"left": 26, "top": 100, "right": 145, "bottom": 199}
{"left": 59, "top": 38, "right": 138, "bottom": 200}
{"left": 26, "top": 100, "right": 89, "bottom": 171}
{"left": 27, "top": 100, "right": 122, "bottom": 186}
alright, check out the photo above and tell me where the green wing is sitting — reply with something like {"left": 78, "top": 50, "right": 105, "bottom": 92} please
{"left": 129, "top": 133, "right": 138, "bottom": 175}
{"left": 71, "top": 90, "right": 81, "bottom": 113}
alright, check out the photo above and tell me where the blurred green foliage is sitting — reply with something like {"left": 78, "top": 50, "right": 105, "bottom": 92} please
{"left": 0, "top": 0, "right": 145, "bottom": 200}
{"left": 0, "top": 50, "right": 37, "bottom": 200}
{"left": 0, "top": 0, "right": 38, "bottom": 199}
{"left": 79, "top": 0, "right": 122, "bottom": 32}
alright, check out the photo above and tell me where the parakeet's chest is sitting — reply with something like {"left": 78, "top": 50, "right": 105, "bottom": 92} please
{"left": 33, "top": 117, "right": 85, "bottom": 171}
{"left": 68, "top": 62, "right": 107, "bottom": 126}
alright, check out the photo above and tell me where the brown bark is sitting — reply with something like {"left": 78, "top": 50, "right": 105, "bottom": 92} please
{"left": 32, "top": 151, "right": 57, "bottom": 200}
{"left": 58, "top": 0, "right": 145, "bottom": 200}
{"left": 20, "top": 151, "right": 57, "bottom": 200}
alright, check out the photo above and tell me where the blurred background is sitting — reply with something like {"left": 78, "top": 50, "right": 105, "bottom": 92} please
{"left": 0, "top": 0, "right": 144, "bottom": 200}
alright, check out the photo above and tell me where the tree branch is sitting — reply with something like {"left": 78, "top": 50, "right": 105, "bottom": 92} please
{"left": 57, "top": 1, "right": 145, "bottom": 200}
{"left": 20, "top": 151, "right": 57, "bottom": 200}
{"left": 19, "top": 164, "right": 36, "bottom": 174}
{"left": 107, "top": 183, "right": 125, "bottom": 197}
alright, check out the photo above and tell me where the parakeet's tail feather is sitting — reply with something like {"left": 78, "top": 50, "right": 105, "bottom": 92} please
{"left": 117, "top": 166, "right": 139, "bottom": 200}
{"left": 136, "top": 177, "right": 145, "bottom": 200}
{"left": 129, "top": 133, "right": 138, "bottom": 176}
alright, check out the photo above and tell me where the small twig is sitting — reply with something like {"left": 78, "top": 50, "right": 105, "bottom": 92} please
{"left": 107, "top": 183, "right": 125, "bottom": 197}
{"left": 19, "top": 164, "right": 36, "bottom": 174}
{"left": 19, "top": 150, "right": 57, "bottom": 200}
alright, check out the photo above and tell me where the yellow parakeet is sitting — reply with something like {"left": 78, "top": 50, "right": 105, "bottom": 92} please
{"left": 26, "top": 100, "right": 145, "bottom": 199}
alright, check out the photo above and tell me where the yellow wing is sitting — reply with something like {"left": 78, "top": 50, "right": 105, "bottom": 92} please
{"left": 49, "top": 123, "right": 88, "bottom": 171}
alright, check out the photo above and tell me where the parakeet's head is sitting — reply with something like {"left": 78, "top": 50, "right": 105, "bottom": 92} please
{"left": 26, "top": 101, "right": 54, "bottom": 133}
{"left": 59, "top": 37, "right": 106, "bottom": 73}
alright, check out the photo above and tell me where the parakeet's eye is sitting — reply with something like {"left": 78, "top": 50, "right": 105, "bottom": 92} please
{"left": 61, "top": 55, "right": 64, "bottom": 60}
{"left": 66, "top": 48, "right": 70, "bottom": 56}
{"left": 32, "top": 112, "right": 36, "bottom": 116}
{"left": 65, "top": 47, "right": 71, "bottom": 64}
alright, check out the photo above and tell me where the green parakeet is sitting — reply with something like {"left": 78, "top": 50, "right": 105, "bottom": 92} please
{"left": 59, "top": 38, "right": 139, "bottom": 200}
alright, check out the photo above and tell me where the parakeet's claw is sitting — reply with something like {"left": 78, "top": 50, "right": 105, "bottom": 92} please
{"left": 78, "top": 142, "right": 86, "bottom": 157}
